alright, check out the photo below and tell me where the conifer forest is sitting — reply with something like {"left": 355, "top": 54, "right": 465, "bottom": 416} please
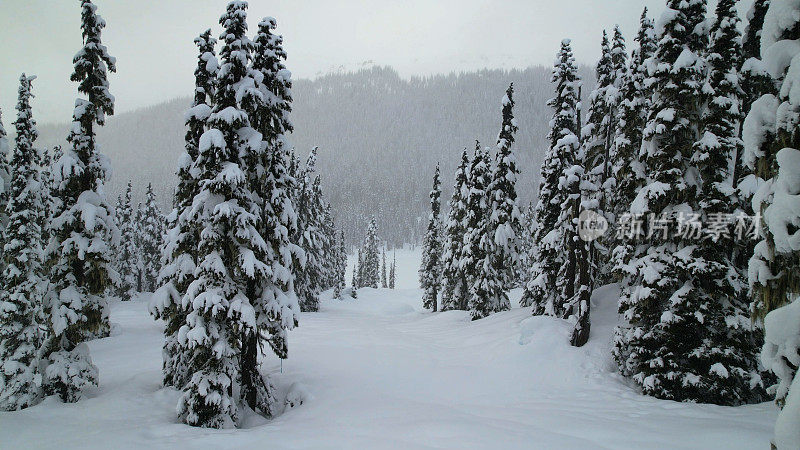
{"left": 1, "top": 0, "right": 800, "bottom": 448}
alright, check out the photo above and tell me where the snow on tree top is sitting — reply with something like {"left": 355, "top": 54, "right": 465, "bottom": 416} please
{"left": 763, "top": 40, "right": 800, "bottom": 79}
{"left": 654, "top": 7, "right": 679, "bottom": 37}
{"left": 761, "top": 0, "right": 800, "bottom": 52}
{"left": 782, "top": 53, "right": 800, "bottom": 105}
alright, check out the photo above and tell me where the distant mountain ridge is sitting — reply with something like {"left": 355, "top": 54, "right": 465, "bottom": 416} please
{"left": 33, "top": 65, "right": 593, "bottom": 245}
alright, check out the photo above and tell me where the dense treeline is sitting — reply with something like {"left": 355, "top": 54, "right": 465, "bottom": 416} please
{"left": 33, "top": 65, "right": 593, "bottom": 248}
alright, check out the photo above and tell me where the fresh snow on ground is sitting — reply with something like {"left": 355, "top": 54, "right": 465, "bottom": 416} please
{"left": 0, "top": 249, "right": 777, "bottom": 449}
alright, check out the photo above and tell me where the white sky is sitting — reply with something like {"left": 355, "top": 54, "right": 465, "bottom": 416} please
{"left": 0, "top": 0, "right": 751, "bottom": 125}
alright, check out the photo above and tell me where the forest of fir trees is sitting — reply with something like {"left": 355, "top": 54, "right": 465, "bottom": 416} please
{"left": 0, "top": 0, "right": 349, "bottom": 429}
{"left": 1, "top": 0, "right": 800, "bottom": 446}
{"left": 417, "top": 0, "right": 800, "bottom": 446}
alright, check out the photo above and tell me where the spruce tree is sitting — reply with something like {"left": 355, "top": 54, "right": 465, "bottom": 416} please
{"left": 521, "top": 39, "right": 581, "bottom": 317}
{"left": 0, "top": 74, "right": 45, "bottom": 411}
{"left": 150, "top": 28, "right": 218, "bottom": 389}
{"left": 133, "top": 202, "right": 145, "bottom": 292}
{"left": 420, "top": 164, "right": 442, "bottom": 311}
{"left": 361, "top": 217, "right": 380, "bottom": 288}
{"left": 745, "top": 2, "right": 800, "bottom": 444}
{"left": 440, "top": 150, "right": 470, "bottom": 311}
{"left": 321, "top": 204, "right": 337, "bottom": 290}
{"left": 486, "top": 84, "right": 521, "bottom": 292}
{"left": 463, "top": 143, "right": 496, "bottom": 320}
{"left": 239, "top": 15, "right": 302, "bottom": 413}
{"left": 615, "top": 0, "right": 761, "bottom": 405}
{"left": 292, "top": 148, "right": 325, "bottom": 312}
{"left": 0, "top": 108, "right": 11, "bottom": 237}
{"left": 469, "top": 85, "right": 522, "bottom": 319}
{"left": 43, "top": 0, "right": 117, "bottom": 403}
{"left": 355, "top": 247, "right": 363, "bottom": 289}
{"left": 611, "top": 9, "right": 656, "bottom": 289}
{"left": 389, "top": 253, "right": 396, "bottom": 289}
{"left": 353, "top": 248, "right": 364, "bottom": 289}
{"left": 114, "top": 181, "right": 137, "bottom": 299}
{"left": 583, "top": 28, "right": 626, "bottom": 284}
{"left": 138, "top": 183, "right": 163, "bottom": 292}
{"left": 737, "top": 0, "right": 775, "bottom": 227}
{"left": 692, "top": 0, "right": 765, "bottom": 402}
{"left": 176, "top": 1, "right": 276, "bottom": 427}
{"left": 350, "top": 262, "right": 359, "bottom": 297}
{"left": 381, "top": 249, "right": 388, "bottom": 288}
{"left": 333, "top": 230, "right": 347, "bottom": 299}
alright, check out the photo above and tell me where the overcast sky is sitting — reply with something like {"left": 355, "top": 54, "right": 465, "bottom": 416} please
{"left": 0, "top": 0, "right": 751, "bottom": 125}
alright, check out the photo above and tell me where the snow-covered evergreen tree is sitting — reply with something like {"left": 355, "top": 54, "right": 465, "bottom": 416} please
{"left": 354, "top": 247, "right": 363, "bottom": 289}
{"left": 693, "top": 0, "right": 765, "bottom": 403}
{"left": 0, "top": 74, "right": 45, "bottom": 411}
{"left": 611, "top": 8, "right": 656, "bottom": 291}
{"left": 333, "top": 230, "right": 347, "bottom": 299}
{"left": 420, "top": 164, "right": 442, "bottom": 311}
{"left": 521, "top": 39, "right": 581, "bottom": 317}
{"left": 361, "top": 217, "right": 380, "bottom": 289}
{"left": 114, "top": 181, "right": 137, "bottom": 299}
{"left": 516, "top": 202, "right": 536, "bottom": 286}
{"left": 440, "top": 150, "right": 470, "bottom": 311}
{"left": 350, "top": 262, "right": 359, "bottom": 297}
{"left": 583, "top": 28, "right": 626, "bottom": 284}
{"left": 381, "top": 249, "right": 388, "bottom": 288}
{"left": 485, "top": 83, "right": 521, "bottom": 291}
{"left": 292, "top": 148, "right": 325, "bottom": 313}
{"left": 132, "top": 202, "right": 145, "bottom": 292}
{"left": 321, "top": 204, "right": 337, "bottom": 290}
{"left": 353, "top": 248, "right": 364, "bottom": 289}
{"left": 0, "top": 108, "right": 11, "bottom": 240}
{"left": 150, "top": 28, "right": 218, "bottom": 390}
{"left": 235, "top": 14, "right": 303, "bottom": 413}
{"left": 176, "top": 0, "right": 281, "bottom": 427}
{"left": 463, "top": 142, "right": 498, "bottom": 320}
{"left": 615, "top": 0, "right": 762, "bottom": 405}
{"left": 389, "top": 253, "right": 396, "bottom": 290}
{"left": 745, "top": 1, "right": 800, "bottom": 445}
{"left": 43, "top": 0, "right": 117, "bottom": 403}
{"left": 761, "top": 297, "right": 800, "bottom": 449}
{"left": 138, "top": 183, "right": 163, "bottom": 292}
{"left": 467, "top": 85, "right": 521, "bottom": 319}
{"left": 738, "top": 0, "right": 775, "bottom": 209}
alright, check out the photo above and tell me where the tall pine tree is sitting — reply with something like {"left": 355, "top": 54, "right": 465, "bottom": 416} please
{"left": 745, "top": 2, "right": 800, "bottom": 445}
{"left": 611, "top": 9, "right": 656, "bottom": 291}
{"left": 440, "top": 150, "right": 470, "bottom": 311}
{"left": 463, "top": 142, "right": 496, "bottom": 320}
{"left": 420, "top": 164, "right": 442, "bottom": 311}
{"left": 0, "top": 75, "right": 45, "bottom": 411}
{"left": 0, "top": 108, "right": 11, "bottom": 241}
{"left": 43, "top": 0, "right": 117, "bottom": 403}
{"left": 361, "top": 217, "right": 381, "bottom": 289}
{"left": 114, "top": 181, "right": 137, "bottom": 299}
{"left": 177, "top": 1, "right": 274, "bottom": 427}
{"left": 151, "top": 28, "right": 218, "bottom": 389}
{"left": 138, "top": 183, "right": 163, "bottom": 292}
{"left": 521, "top": 39, "right": 581, "bottom": 317}
{"left": 615, "top": 0, "right": 761, "bottom": 405}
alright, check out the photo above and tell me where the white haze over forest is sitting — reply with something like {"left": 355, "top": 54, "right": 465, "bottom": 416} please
{"left": 33, "top": 65, "right": 593, "bottom": 246}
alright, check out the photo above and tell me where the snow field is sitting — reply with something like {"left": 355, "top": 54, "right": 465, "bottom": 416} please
{"left": 0, "top": 250, "right": 776, "bottom": 449}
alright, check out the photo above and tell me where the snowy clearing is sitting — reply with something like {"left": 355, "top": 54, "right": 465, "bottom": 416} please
{"left": 0, "top": 250, "right": 776, "bottom": 449}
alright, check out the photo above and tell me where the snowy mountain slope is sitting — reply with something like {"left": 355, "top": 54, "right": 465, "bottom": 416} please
{"left": 0, "top": 250, "right": 776, "bottom": 449}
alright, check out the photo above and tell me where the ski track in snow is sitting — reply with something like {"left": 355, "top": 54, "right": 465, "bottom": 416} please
{"left": 0, "top": 249, "right": 777, "bottom": 449}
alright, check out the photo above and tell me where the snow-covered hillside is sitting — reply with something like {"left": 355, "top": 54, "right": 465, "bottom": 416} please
{"left": 0, "top": 249, "right": 776, "bottom": 449}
